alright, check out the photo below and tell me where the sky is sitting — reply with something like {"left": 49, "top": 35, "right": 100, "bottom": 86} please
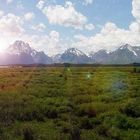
{"left": 0, "top": 0, "right": 140, "bottom": 56}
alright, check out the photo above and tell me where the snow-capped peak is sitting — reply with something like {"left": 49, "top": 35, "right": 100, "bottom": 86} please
{"left": 127, "top": 46, "right": 137, "bottom": 56}
{"left": 119, "top": 44, "right": 138, "bottom": 56}
{"left": 8, "top": 40, "right": 35, "bottom": 55}
{"left": 105, "top": 50, "right": 111, "bottom": 54}
{"left": 65, "top": 48, "right": 85, "bottom": 56}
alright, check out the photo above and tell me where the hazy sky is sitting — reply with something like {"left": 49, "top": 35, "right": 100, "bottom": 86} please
{"left": 0, "top": 0, "right": 140, "bottom": 56}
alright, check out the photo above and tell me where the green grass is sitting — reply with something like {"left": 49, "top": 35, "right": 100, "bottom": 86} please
{"left": 0, "top": 66, "right": 140, "bottom": 140}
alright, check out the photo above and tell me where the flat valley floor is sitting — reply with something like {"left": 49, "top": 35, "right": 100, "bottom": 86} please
{"left": 0, "top": 66, "right": 140, "bottom": 140}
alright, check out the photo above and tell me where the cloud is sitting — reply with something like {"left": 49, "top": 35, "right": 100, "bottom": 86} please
{"left": 24, "top": 12, "right": 35, "bottom": 21}
{"left": 21, "top": 30, "right": 66, "bottom": 56}
{"left": 129, "top": 22, "right": 140, "bottom": 33}
{"left": 0, "top": 13, "right": 25, "bottom": 51}
{"left": 83, "top": 0, "right": 93, "bottom": 5}
{"left": 7, "top": 0, "right": 13, "bottom": 4}
{"left": 0, "top": 13, "right": 24, "bottom": 36}
{"left": 132, "top": 0, "right": 140, "bottom": 23}
{"left": 73, "top": 22, "right": 140, "bottom": 53}
{"left": 42, "top": 1, "right": 94, "bottom": 30}
{"left": 17, "top": 1, "right": 24, "bottom": 9}
{"left": 0, "top": 11, "right": 4, "bottom": 17}
{"left": 43, "top": 1, "right": 86, "bottom": 29}
{"left": 85, "top": 23, "right": 95, "bottom": 30}
{"left": 0, "top": 10, "right": 64, "bottom": 56}
{"left": 31, "top": 23, "right": 46, "bottom": 32}
{"left": 0, "top": 12, "right": 64, "bottom": 56}
{"left": 36, "top": 0, "right": 46, "bottom": 10}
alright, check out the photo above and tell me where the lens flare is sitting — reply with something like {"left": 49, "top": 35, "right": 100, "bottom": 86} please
{"left": 86, "top": 73, "right": 91, "bottom": 79}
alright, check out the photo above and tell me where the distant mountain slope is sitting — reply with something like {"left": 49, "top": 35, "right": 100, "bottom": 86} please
{"left": 88, "top": 44, "right": 140, "bottom": 64}
{"left": 89, "top": 49, "right": 109, "bottom": 64}
{"left": 0, "top": 41, "right": 52, "bottom": 65}
{"left": 60, "top": 48, "right": 91, "bottom": 64}
{"left": 108, "top": 44, "right": 138, "bottom": 64}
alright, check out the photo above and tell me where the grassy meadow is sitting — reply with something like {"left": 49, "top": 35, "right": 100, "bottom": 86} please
{"left": 0, "top": 66, "right": 140, "bottom": 140}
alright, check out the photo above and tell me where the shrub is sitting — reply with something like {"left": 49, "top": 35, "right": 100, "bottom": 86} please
{"left": 60, "top": 122, "right": 72, "bottom": 133}
{"left": 80, "top": 117, "right": 93, "bottom": 129}
{"left": 79, "top": 117, "right": 100, "bottom": 129}
{"left": 44, "top": 107, "right": 58, "bottom": 119}
{"left": 70, "top": 126, "right": 81, "bottom": 140}
{"left": 59, "top": 74, "right": 63, "bottom": 77}
{"left": 97, "top": 124, "right": 109, "bottom": 137}
{"left": 77, "top": 105, "right": 96, "bottom": 117}
{"left": 133, "top": 68, "right": 137, "bottom": 73}
{"left": 108, "top": 127, "right": 121, "bottom": 140}
{"left": 116, "top": 115, "right": 131, "bottom": 129}
{"left": 77, "top": 103, "right": 109, "bottom": 117}
{"left": 23, "top": 126, "right": 34, "bottom": 140}
{"left": 121, "top": 99, "right": 140, "bottom": 117}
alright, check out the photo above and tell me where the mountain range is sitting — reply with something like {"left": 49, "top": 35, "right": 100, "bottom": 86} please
{"left": 0, "top": 41, "right": 140, "bottom": 65}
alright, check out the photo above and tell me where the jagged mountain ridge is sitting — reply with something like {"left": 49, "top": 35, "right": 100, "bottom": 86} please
{"left": 0, "top": 41, "right": 52, "bottom": 65}
{"left": 60, "top": 48, "right": 91, "bottom": 64}
{"left": 0, "top": 41, "right": 140, "bottom": 64}
{"left": 89, "top": 44, "right": 140, "bottom": 64}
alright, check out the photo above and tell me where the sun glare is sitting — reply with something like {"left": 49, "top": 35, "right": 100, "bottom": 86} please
{"left": 0, "top": 40, "right": 8, "bottom": 53}
{"left": 0, "top": 47, "right": 5, "bottom": 53}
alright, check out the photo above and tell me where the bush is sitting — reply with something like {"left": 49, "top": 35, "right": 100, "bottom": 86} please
{"left": 99, "top": 111, "right": 140, "bottom": 131}
{"left": 79, "top": 117, "right": 100, "bottom": 129}
{"left": 45, "top": 108, "right": 58, "bottom": 118}
{"left": 70, "top": 126, "right": 81, "bottom": 140}
{"left": 133, "top": 68, "right": 137, "bottom": 73}
{"left": 108, "top": 127, "right": 121, "bottom": 140}
{"left": 60, "top": 121, "right": 72, "bottom": 133}
{"left": 80, "top": 117, "right": 93, "bottom": 129}
{"left": 121, "top": 99, "right": 140, "bottom": 117}
{"left": 23, "top": 126, "right": 34, "bottom": 140}
{"left": 77, "top": 103, "right": 108, "bottom": 117}
{"left": 116, "top": 115, "right": 131, "bottom": 129}
{"left": 97, "top": 124, "right": 109, "bottom": 137}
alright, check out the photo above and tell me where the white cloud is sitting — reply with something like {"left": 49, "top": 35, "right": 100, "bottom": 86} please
{"left": 43, "top": 1, "right": 86, "bottom": 29}
{"left": 42, "top": 1, "right": 94, "bottom": 30}
{"left": 7, "top": 0, "right": 13, "bottom": 4}
{"left": 17, "top": 1, "right": 24, "bottom": 9}
{"left": 0, "top": 12, "right": 64, "bottom": 56}
{"left": 36, "top": 0, "right": 46, "bottom": 10}
{"left": 24, "top": 12, "right": 35, "bottom": 21}
{"left": 129, "top": 22, "right": 140, "bottom": 33}
{"left": 83, "top": 0, "right": 93, "bottom": 5}
{"left": 85, "top": 23, "right": 95, "bottom": 30}
{"left": 0, "top": 13, "right": 24, "bottom": 52}
{"left": 73, "top": 22, "right": 140, "bottom": 53}
{"left": 20, "top": 30, "right": 66, "bottom": 56}
{"left": 31, "top": 23, "right": 46, "bottom": 32}
{"left": 0, "top": 10, "right": 65, "bottom": 56}
{"left": 0, "top": 13, "right": 24, "bottom": 36}
{"left": 132, "top": 0, "right": 140, "bottom": 23}
{"left": 0, "top": 11, "right": 4, "bottom": 17}
{"left": 0, "top": 25, "right": 64, "bottom": 56}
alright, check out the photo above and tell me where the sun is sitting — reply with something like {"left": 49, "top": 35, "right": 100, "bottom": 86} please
{"left": 0, "top": 47, "right": 6, "bottom": 53}
{"left": 0, "top": 46, "right": 6, "bottom": 53}
{"left": 0, "top": 39, "right": 8, "bottom": 53}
